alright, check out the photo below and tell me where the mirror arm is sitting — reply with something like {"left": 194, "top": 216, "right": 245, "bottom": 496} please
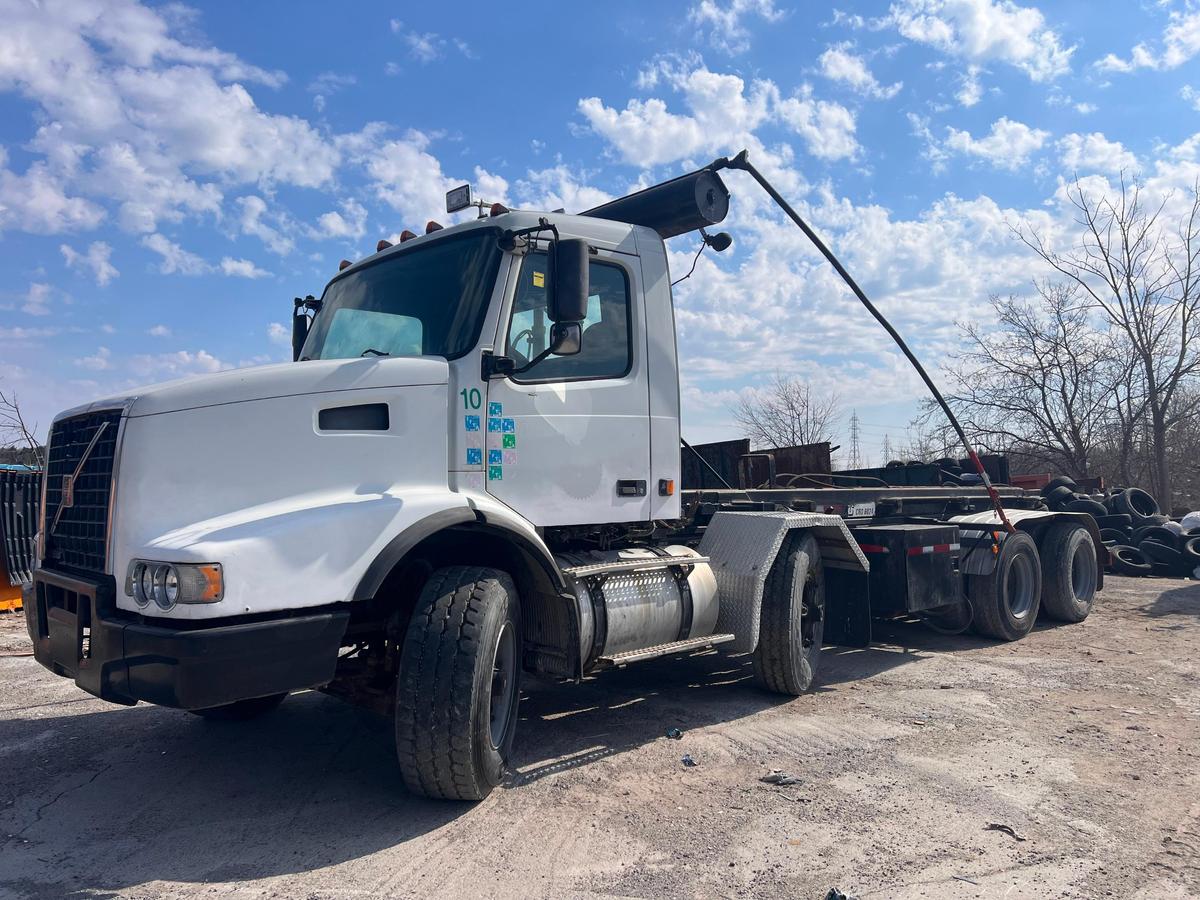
{"left": 498, "top": 217, "right": 559, "bottom": 251}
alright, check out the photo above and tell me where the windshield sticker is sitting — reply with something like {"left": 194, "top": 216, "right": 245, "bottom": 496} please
{"left": 502, "top": 418, "right": 515, "bottom": 433}
{"left": 503, "top": 433, "right": 516, "bottom": 449}
{"left": 465, "top": 415, "right": 480, "bottom": 432}
{"left": 466, "top": 448, "right": 482, "bottom": 466}
{"left": 532, "top": 271, "right": 545, "bottom": 288}
{"left": 488, "top": 401, "right": 502, "bottom": 417}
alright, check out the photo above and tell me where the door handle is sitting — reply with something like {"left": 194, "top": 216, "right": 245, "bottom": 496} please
{"left": 616, "top": 480, "right": 646, "bottom": 497}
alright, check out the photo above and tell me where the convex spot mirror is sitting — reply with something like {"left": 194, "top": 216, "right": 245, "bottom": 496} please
{"left": 549, "top": 321, "right": 581, "bottom": 356}
{"left": 548, "top": 238, "right": 589, "bottom": 323}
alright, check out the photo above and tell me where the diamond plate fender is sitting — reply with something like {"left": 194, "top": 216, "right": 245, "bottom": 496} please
{"left": 698, "top": 511, "right": 869, "bottom": 653}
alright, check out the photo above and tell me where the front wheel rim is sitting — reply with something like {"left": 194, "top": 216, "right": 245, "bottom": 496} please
{"left": 489, "top": 622, "right": 517, "bottom": 749}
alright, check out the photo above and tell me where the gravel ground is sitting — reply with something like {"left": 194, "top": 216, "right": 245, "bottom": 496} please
{"left": 1, "top": 575, "right": 1198, "bottom": 899}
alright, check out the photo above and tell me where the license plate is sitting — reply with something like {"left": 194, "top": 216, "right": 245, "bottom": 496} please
{"left": 847, "top": 502, "right": 876, "bottom": 517}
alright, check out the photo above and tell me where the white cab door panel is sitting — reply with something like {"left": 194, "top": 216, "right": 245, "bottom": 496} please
{"left": 485, "top": 247, "right": 651, "bottom": 526}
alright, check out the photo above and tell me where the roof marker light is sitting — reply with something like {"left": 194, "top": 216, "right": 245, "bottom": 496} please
{"left": 377, "top": 239, "right": 393, "bottom": 252}
{"left": 489, "top": 203, "right": 510, "bottom": 217}
{"left": 400, "top": 229, "right": 417, "bottom": 242}
{"left": 426, "top": 220, "right": 443, "bottom": 233}
{"left": 338, "top": 259, "right": 352, "bottom": 271}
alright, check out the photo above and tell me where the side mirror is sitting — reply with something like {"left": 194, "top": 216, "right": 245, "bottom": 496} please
{"left": 547, "top": 238, "right": 589, "bottom": 322}
{"left": 549, "top": 321, "right": 581, "bottom": 356}
{"left": 292, "top": 300, "right": 309, "bottom": 362}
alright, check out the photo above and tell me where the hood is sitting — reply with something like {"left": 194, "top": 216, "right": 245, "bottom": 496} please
{"left": 59, "top": 356, "right": 450, "bottom": 420}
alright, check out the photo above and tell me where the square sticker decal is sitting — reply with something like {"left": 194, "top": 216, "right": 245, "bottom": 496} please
{"left": 464, "top": 415, "right": 480, "bottom": 432}
{"left": 502, "top": 433, "right": 516, "bottom": 449}
{"left": 466, "top": 448, "right": 482, "bottom": 466}
{"left": 488, "top": 449, "right": 503, "bottom": 465}
{"left": 501, "top": 418, "right": 515, "bottom": 433}
{"left": 487, "top": 418, "right": 501, "bottom": 432}
{"left": 488, "top": 401, "right": 503, "bottom": 417}
{"left": 488, "top": 465, "right": 503, "bottom": 481}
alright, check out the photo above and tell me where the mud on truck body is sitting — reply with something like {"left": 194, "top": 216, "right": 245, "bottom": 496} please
{"left": 26, "top": 160, "right": 1104, "bottom": 800}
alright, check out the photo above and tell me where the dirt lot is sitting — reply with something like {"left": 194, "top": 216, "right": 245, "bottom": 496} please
{"left": 1, "top": 575, "right": 1198, "bottom": 899}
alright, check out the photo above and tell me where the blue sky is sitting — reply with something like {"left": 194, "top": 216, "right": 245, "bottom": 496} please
{"left": 2, "top": 0, "right": 1199, "bottom": 464}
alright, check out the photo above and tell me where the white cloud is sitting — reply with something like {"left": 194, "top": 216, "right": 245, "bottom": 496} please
{"left": 60, "top": 240, "right": 119, "bottom": 285}
{"left": 0, "top": 150, "right": 105, "bottom": 234}
{"left": 777, "top": 89, "right": 860, "bottom": 161}
{"left": 307, "top": 71, "right": 355, "bottom": 112}
{"left": 0, "top": 0, "right": 337, "bottom": 236}
{"left": 514, "top": 165, "right": 612, "bottom": 213}
{"left": 236, "top": 195, "right": 295, "bottom": 255}
{"left": 76, "top": 347, "right": 112, "bottom": 371}
{"left": 22, "top": 283, "right": 53, "bottom": 316}
{"left": 818, "top": 43, "right": 902, "bottom": 99}
{"left": 1184, "top": 86, "right": 1200, "bottom": 112}
{"left": 141, "top": 232, "right": 208, "bottom": 275}
{"left": 580, "top": 62, "right": 853, "bottom": 166}
{"left": 943, "top": 117, "right": 1050, "bottom": 170}
{"left": 1057, "top": 132, "right": 1138, "bottom": 175}
{"left": 219, "top": 257, "right": 271, "bottom": 279}
{"left": 313, "top": 199, "right": 368, "bottom": 240}
{"left": 148, "top": 324, "right": 171, "bottom": 337}
{"left": 267, "top": 322, "right": 290, "bottom": 346}
{"left": 955, "top": 65, "right": 983, "bottom": 106}
{"left": 687, "top": 0, "right": 785, "bottom": 55}
{"left": 129, "top": 349, "right": 231, "bottom": 378}
{"left": 388, "top": 20, "right": 473, "bottom": 63}
{"left": 1095, "top": 9, "right": 1200, "bottom": 72}
{"left": 883, "top": 0, "right": 1074, "bottom": 81}
{"left": 356, "top": 130, "right": 464, "bottom": 227}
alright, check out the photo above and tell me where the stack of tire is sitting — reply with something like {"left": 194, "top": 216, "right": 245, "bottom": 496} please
{"left": 1040, "top": 477, "right": 1200, "bottom": 578}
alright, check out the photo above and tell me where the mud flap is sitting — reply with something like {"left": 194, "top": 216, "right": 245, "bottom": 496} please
{"left": 823, "top": 567, "right": 871, "bottom": 647}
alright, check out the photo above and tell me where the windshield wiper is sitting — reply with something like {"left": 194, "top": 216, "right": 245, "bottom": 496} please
{"left": 360, "top": 348, "right": 390, "bottom": 357}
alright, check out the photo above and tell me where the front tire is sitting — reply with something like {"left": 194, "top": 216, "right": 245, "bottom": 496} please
{"left": 395, "top": 566, "right": 522, "bottom": 801}
{"left": 753, "top": 532, "right": 825, "bottom": 695}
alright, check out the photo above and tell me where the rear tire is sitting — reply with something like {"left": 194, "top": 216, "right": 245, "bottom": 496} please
{"left": 1038, "top": 523, "right": 1097, "bottom": 623}
{"left": 190, "top": 692, "right": 288, "bottom": 721}
{"left": 968, "top": 532, "right": 1042, "bottom": 641}
{"left": 395, "top": 566, "right": 521, "bottom": 801}
{"left": 753, "top": 532, "right": 824, "bottom": 695}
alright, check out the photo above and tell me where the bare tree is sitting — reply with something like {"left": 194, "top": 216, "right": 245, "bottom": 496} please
{"left": 1018, "top": 175, "right": 1200, "bottom": 507}
{"left": 732, "top": 374, "right": 841, "bottom": 449}
{"left": 940, "top": 284, "right": 1113, "bottom": 478}
{"left": 0, "top": 385, "right": 45, "bottom": 469}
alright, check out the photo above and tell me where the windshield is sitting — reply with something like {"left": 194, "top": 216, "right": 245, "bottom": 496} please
{"left": 302, "top": 231, "right": 502, "bottom": 361}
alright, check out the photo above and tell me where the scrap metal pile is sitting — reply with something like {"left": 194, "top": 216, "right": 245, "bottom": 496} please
{"left": 1039, "top": 476, "right": 1200, "bottom": 578}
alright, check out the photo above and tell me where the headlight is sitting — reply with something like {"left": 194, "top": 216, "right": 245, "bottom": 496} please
{"left": 126, "top": 560, "right": 223, "bottom": 609}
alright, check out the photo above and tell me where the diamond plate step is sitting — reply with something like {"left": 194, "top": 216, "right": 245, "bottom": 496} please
{"left": 561, "top": 555, "right": 709, "bottom": 578}
{"left": 597, "top": 633, "right": 735, "bottom": 667}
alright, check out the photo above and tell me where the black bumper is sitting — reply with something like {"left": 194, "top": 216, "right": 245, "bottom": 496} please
{"left": 25, "top": 568, "right": 349, "bottom": 710}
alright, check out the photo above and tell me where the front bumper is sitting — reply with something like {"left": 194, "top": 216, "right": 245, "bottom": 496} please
{"left": 25, "top": 568, "right": 349, "bottom": 709}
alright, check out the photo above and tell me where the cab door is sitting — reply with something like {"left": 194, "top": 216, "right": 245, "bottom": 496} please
{"left": 484, "top": 246, "right": 651, "bottom": 527}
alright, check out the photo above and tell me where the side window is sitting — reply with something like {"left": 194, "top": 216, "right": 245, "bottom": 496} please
{"left": 506, "top": 251, "right": 631, "bottom": 381}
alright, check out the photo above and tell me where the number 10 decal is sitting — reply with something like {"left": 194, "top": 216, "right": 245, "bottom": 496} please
{"left": 460, "top": 388, "right": 482, "bottom": 410}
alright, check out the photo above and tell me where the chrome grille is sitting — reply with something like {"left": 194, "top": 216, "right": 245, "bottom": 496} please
{"left": 42, "top": 410, "right": 122, "bottom": 573}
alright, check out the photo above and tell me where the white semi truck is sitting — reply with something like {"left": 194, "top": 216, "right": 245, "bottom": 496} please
{"left": 26, "top": 152, "right": 1103, "bottom": 800}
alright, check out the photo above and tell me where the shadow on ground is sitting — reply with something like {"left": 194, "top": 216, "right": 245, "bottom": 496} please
{"left": 0, "top": 617, "right": 1000, "bottom": 894}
